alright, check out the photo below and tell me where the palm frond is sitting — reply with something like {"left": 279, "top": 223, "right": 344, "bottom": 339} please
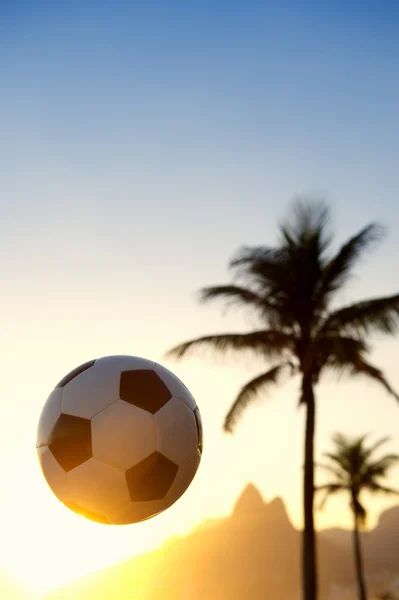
{"left": 199, "top": 285, "right": 283, "bottom": 325}
{"left": 362, "top": 436, "right": 391, "bottom": 462}
{"left": 321, "top": 294, "right": 399, "bottom": 337}
{"left": 229, "top": 246, "right": 279, "bottom": 270}
{"left": 362, "top": 454, "right": 399, "bottom": 480}
{"left": 315, "top": 223, "right": 384, "bottom": 301}
{"left": 321, "top": 345, "right": 399, "bottom": 401}
{"left": 316, "top": 461, "right": 346, "bottom": 482}
{"left": 322, "top": 450, "right": 349, "bottom": 472}
{"left": 227, "top": 202, "right": 338, "bottom": 330}
{"left": 229, "top": 247, "right": 292, "bottom": 303}
{"left": 365, "top": 483, "right": 399, "bottom": 495}
{"left": 165, "top": 330, "right": 295, "bottom": 361}
{"left": 372, "top": 453, "right": 399, "bottom": 468}
{"left": 322, "top": 433, "right": 368, "bottom": 478}
{"left": 199, "top": 285, "right": 264, "bottom": 309}
{"left": 315, "top": 483, "right": 344, "bottom": 510}
{"left": 278, "top": 197, "right": 332, "bottom": 252}
{"left": 224, "top": 363, "right": 291, "bottom": 433}
{"left": 331, "top": 432, "right": 359, "bottom": 449}
{"left": 312, "top": 335, "right": 368, "bottom": 374}
{"left": 348, "top": 358, "right": 399, "bottom": 401}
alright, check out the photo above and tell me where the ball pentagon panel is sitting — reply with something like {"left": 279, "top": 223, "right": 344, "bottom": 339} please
{"left": 48, "top": 413, "right": 92, "bottom": 472}
{"left": 119, "top": 369, "right": 172, "bottom": 414}
{"left": 125, "top": 451, "right": 179, "bottom": 502}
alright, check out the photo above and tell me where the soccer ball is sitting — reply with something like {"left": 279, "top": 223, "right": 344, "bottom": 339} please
{"left": 36, "top": 355, "right": 203, "bottom": 525}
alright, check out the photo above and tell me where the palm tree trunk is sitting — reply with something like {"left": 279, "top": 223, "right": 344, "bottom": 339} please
{"left": 302, "top": 374, "right": 317, "bottom": 600}
{"left": 352, "top": 509, "right": 368, "bottom": 600}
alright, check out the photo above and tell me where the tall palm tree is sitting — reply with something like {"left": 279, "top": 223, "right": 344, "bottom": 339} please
{"left": 166, "top": 199, "right": 399, "bottom": 600}
{"left": 317, "top": 433, "right": 399, "bottom": 600}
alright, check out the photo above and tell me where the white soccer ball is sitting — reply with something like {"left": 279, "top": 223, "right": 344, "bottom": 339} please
{"left": 36, "top": 355, "right": 203, "bottom": 525}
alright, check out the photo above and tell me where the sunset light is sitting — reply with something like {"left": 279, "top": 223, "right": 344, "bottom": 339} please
{"left": 2, "top": 3, "right": 399, "bottom": 600}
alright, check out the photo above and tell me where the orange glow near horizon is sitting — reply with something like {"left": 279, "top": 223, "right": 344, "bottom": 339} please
{"left": 1, "top": 335, "right": 398, "bottom": 598}
{"left": 3, "top": 2, "right": 399, "bottom": 597}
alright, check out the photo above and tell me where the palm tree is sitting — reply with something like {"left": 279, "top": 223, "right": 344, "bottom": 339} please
{"left": 317, "top": 433, "right": 399, "bottom": 600}
{"left": 166, "top": 198, "right": 399, "bottom": 600}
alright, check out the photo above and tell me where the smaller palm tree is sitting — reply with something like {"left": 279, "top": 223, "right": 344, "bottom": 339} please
{"left": 317, "top": 433, "right": 399, "bottom": 600}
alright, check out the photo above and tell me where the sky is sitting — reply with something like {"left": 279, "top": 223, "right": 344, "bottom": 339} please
{"left": 1, "top": 0, "right": 399, "bottom": 597}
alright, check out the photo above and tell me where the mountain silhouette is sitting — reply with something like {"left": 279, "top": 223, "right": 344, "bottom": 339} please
{"left": 232, "top": 483, "right": 265, "bottom": 515}
{"left": 45, "top": 485, "right": 399, "bottom": 600}
{"left": 320, "top": 504, "right": 399, "bottom": 575}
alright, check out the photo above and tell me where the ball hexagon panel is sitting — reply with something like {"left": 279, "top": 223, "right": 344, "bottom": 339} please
{"left": 120, "top": 369, "right": 172, "bottom": 414}
{"left": 154, "top": 397, "right": 198, "bottom": 465}
{"left": 94, "top": 355, "right": 155, "bottom": 380}
{"left": 194, "top": 407, "right": 203, "bottom": 454}
{"left": 165, "top": 449, "right": 201, "bottom": 507}
{"left": 55, "top": 360, "right": 97, "bottom": 388}
{"left": 153, "top": 363, "right": 196, "bottom": 411}
{"left": 91, "top": 400, "right": 155, "bottom": 471}
{"left": 125, "top": 451, "right": 179, "bottom": 502}
{"left": 48, "top": 413, "right": 92, "bottom": 472}
{"left": 63, "top": 501, "right": 109, "bottom": 525}
{"left": 66, "top": 458, "right": 131, "bottom": 517}
{"left": 36, "top": 388, "right": 62, "bottom": 448}
{"left": 62, "top": 363, "right": 119, "bottom": 420}
{"left": 108, "top": 499, "right": 165, "bottom": 525}
{"left": 37, "top": 445, "right": 68, "bottom": 500}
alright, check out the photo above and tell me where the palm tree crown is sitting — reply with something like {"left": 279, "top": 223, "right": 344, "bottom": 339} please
{"left": 317, "top": 433, "right": 399, "bottom": 523}
{"left": 166, "top": 198, "right": 399, "bottom": 600}
{"left": 317, "top": 434, "right": 399, "bottom": 600}
{"left": 167, "top": 199, "right": 399, "bottom": 432}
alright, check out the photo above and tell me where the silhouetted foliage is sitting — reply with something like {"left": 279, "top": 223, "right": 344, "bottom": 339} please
{"left": 317, "top": 433, "right": 399, "bottom": 600}
{"left": 166, "top": 198, "right": 399, "bottom": 600}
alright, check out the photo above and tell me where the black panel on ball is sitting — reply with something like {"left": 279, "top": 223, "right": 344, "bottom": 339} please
{"left": 126, "top": 452, "right": 178, "bottom": 501}
{"left": 48, "top": 413, "right": 92, "bottom": 472}
{"left": 119, "top": 370, "right": 172, "bottom": 414}
{"left": 55, "top": 360, "right": 96, "bottom": 388}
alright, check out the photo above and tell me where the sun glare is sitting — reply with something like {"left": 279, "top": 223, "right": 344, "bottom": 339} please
{"left": 3, "top": 420, "right": 181, "bottom": 596}
{"left": 1, "top": 354, "right": 398, "bottom": 598}
{"left": 9, "top": 471, "right": 168, "bottom": 597}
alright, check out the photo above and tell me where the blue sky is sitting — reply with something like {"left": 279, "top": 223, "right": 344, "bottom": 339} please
{"left": 1, "top": 2, "right": 399, "bottom": 594}
{"left": 2, "top": 1, "right": 399, "bottom": 270}
{"left": 2, "top": 1, "right": 399, "bottom": 325}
